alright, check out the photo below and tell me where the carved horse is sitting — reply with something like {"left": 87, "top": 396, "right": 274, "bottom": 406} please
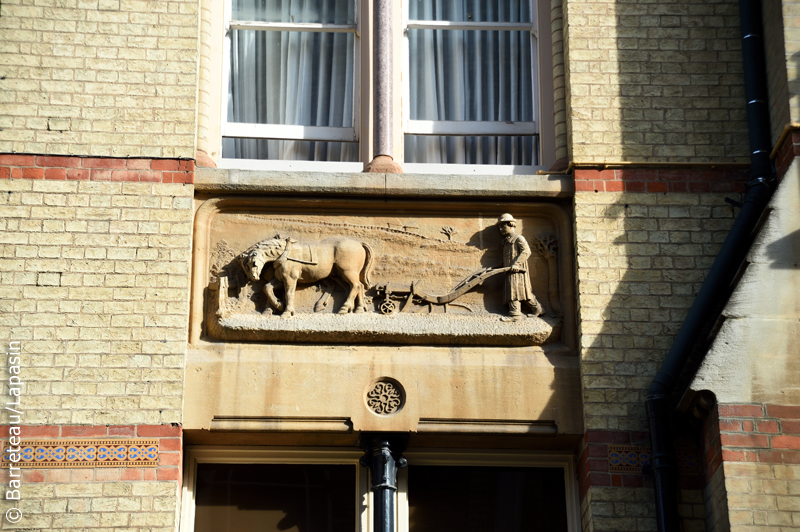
{"left": 238, "top": 236, "right": 374, "bottom": 317}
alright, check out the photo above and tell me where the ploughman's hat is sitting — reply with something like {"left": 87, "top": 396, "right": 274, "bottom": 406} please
{"left": 497, "top": 213, "right": 516, "bottom": 224}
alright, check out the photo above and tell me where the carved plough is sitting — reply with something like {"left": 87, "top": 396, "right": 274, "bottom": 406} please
{"left": 376, "top": 267, "right": 511, "bottom": 314}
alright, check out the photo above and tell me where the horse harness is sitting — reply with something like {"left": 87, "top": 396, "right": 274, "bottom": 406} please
{"left": 275, "top": 238, "right": 318, "bottom": 265}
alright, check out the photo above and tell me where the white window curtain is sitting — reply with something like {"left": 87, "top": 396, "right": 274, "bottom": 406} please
{"left": 406, "top": 0, "right": 537, "bottom": 165}
{"left": 224, "top": 0, "right": 358, "bottom": 162}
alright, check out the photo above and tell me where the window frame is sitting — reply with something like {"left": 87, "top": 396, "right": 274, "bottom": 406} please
{"left": 207, "top": 0, "right": 556, "bottom": 172}
{"left": 219, "top": 0, "right": 364, "bottom": 172}
{"left": 180, "top": 446, "right": 370, "bottom": 532}
{"left": 180, "top": 446, "right": 580, "bottom": 532}
{"left": 402, "top": 0, "right": 545, "bottom": 174}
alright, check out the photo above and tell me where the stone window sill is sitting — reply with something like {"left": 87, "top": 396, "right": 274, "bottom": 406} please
{"left": 194, "top": 168, "right": 573, "bottom": 198}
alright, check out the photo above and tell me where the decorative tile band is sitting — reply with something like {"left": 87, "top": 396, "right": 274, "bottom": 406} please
{"left": 675, "top": 447, "right": 701, "bottom": 475}
{"left": 608, "top": 445, "right": 700, "bottom": 475}
{"left": 608, "top": 445, "right": 651, "bottom": 473}
{"left": 1, "top": 439, "right": 159, "bottom": 468}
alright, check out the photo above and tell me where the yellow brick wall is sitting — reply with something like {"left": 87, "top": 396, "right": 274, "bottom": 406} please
{"left": 0, "top": 180, "right": 193, "bottom": 425}
{"left": 0, "top": 476, "right": 179, "bottom": 530}
{"left": 580, "top": 486, "right": 656, "bottom": 532}
{"left": 763, "top": 1, "right": 791, "bottom": 146}
{"left": 575, "top": 192, "right": 736, "bottom": 432}
{"left": 783, "top": 0, "right": 800, "bottom": 126}
{"left": 705, "top": 463, "right": 729, "bottom": 532}
{"left": 564, "top": 0, "right": 749, "bottom": 163}
{"left": 0, "top": 0, "right": 199, "bottom": 158}
{"left": 724, "top": 462, "right": 800, "bottom": 529}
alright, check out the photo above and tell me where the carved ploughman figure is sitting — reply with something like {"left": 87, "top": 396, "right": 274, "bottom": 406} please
{"left": 238, "top": 236, "right": 374, "bottom": 317}
{"left": 497, "top": 213, "right": 545, "bottom": 322}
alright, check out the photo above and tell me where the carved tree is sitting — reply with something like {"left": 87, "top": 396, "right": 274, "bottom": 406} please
{"left": 530, "top": 235, "right": 562, "bottom": 315}
{"left": 440, "top": 226, "right": 458, "bottom": 241}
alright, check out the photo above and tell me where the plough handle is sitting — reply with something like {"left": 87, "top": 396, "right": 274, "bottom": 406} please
{"left": 415, "top": 266, "right": 512, "bottom": 305}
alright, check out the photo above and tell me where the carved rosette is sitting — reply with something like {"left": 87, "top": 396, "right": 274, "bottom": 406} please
{"left": 366, "top": 380, "right": 404, "bottom": 416}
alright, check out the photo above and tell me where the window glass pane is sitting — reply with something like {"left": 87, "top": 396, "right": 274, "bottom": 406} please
{"left": 222, "top": 138, "right": 359, "bottom": 161}
{"left": 194, "top": 463, "right": 357, "bottom": 532}
{"left": 228, "top": 30, "right": 354, "bottom": 127}
{"left": 409, "top": 0, "right": 531, "bottom": 23}
{"left": 405, "top": 135, "right": 536, "bottom": 165}
{"left": 408, "top": 465, "right": 568, "bottom": 532}
{"left": 408, "top": 30, "right": 533, "bottom": 123}
{"left": 233, "top": 0, "right": 355, "bottom": 24}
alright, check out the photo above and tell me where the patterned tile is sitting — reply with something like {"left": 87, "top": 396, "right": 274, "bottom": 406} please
{"left": 608, "top": 445, "right": 651, "bottom": 473}
{"left": 608, "top": 444, "right": 700, "bottom": 475}
{"left": 675, "top": 446, "right": 701, "bottom": 476}
{"left": 1, "top": 439, "right": 159, "bottom": 469}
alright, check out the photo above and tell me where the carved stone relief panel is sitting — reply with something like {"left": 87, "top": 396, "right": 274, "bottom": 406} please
{"left": 192, "top": 196, "right": 575, "bottom": 347}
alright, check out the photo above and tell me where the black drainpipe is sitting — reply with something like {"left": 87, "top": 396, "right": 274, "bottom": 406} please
{"left": 361, "top": 435, "right": 407, "bottom": 532}
{"left": 645, "top": 1, "right": 775, "bottom": 530}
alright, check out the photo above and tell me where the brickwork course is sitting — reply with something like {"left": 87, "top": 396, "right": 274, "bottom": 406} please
{"left": 698, "top": 404, "right": 800, "bottom": 531}
{"left": 575, "top": 187, "right": 738, "bottom": 433}
{"left": 762, "top": 0, "right": 791, "bottom": 146}
{"left": 782, "top": 2, "right": 800, "bottom": 126}
{"left": 574, "top": 181, "right": 748, "bottom": 532}
{"left": 1, "top": 0, "right": 800, "bottom": 531}
{"left": 0, "top": 0, "right": 199, "bottom": 158}
{"left": 0, "top": 177, "right": 193, "bottom": 426}
{"left": 564, "top": 0, "right": 750, "bottom": 162}
{"left": 0, "top": 425, "right": 181, "bottom": 530}
{"left": 0, "top": 155, "right": 195, "bottom": 183}
{"left": 0, "top": 169, "right": 193, "bottom": 532}
{"left": 721, "top": 405, "right": 800, "bottom": 528}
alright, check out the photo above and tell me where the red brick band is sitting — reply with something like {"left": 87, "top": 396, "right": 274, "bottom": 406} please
{"left": 774, "top": 130, "right": 800, "bottom": 179}
{"left": 0, "top": 155, "right": 195, "bottom": 184}
{"left": 579, "top": 404, "right": 800, "bottom": 500}
{"left": 578, "top": 430, "right": 651, "bottom": 499}
{"left": 0, "top": 425, "right": 182, "bottom": 484}
{"left": 702, "top": 406, "right": 723, "bottom": 480}
{"left": 715, "top": 403, "right": 800, "bottom": 465}
{"left": 575, "top": 167, "right": 749, "bottom": 193}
